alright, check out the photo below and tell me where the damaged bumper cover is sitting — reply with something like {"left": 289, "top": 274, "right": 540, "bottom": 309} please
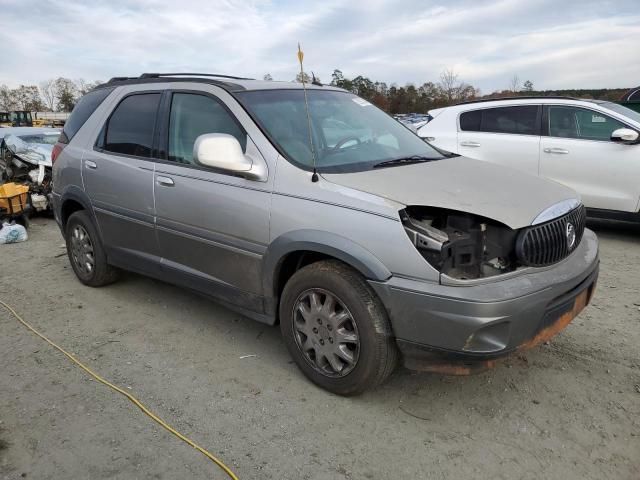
{"left": 369, "top": 228, "right": 599, "bottom": 374}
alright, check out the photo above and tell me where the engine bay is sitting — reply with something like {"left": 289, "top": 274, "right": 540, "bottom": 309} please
{"left": 401, "top": 206, "right": 519, "bottom": 280}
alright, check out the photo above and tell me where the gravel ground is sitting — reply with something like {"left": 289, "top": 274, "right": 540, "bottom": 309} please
{"left": 1, "top": 218, "right": 638, "bottom": 480}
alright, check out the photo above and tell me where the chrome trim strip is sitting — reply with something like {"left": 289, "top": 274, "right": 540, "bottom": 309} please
{"left": 531, "top": 199, "right": 581, "bottom": 225}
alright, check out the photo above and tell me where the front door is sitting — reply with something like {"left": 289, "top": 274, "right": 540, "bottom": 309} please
{"left": 457, "top": 105, "right": 541, "bottom": 175}
{"left": 153, "top": 91, "right": 271, "bottom": 312}
{"left": 540, "top": 105, "right": 640, "bottom": 212}
{"left": 83, "top": 91, "right": 161, "bottom": 273}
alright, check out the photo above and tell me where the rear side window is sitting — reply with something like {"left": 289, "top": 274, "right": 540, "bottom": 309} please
{"left": 460, "top": 106, "right": 540, "bottom": 135}
{"left": 61, "top": 87, "right": 113, "bottom": 143}
{"left": 168, "top": 92, "right": 246, "bottom": 164}
{"left": 100, "top": 93, "right": 161, "bottom": 157}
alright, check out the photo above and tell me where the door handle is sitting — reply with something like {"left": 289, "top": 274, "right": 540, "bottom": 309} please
{"left": 85, "top": 160, "right": 97, "bottom": 169}
{"left": 156, "top": 176, "right": 175, "bottom": 186}
{"left": 544, "top": 148, "right": 569, "bottom": 154}
{"left": 460, "top": 141, "right": 481, "bottom": 147}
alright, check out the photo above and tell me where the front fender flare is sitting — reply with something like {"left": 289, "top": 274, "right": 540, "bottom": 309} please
{"left": 262, "top": 229, "right": 392, "bottom": 299}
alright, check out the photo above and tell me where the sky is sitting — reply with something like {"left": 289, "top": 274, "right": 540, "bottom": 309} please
{"left": 0, "top": 0, "right": 639, "bottom": 92}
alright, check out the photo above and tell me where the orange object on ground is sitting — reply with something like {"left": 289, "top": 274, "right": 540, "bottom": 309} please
{"left": 0, "top": 183, "right": 30, "bottom": 214}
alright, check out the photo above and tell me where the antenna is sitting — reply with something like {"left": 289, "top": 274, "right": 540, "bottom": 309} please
{"left": 297, "top": 43, "right": 319, "bottom": 182}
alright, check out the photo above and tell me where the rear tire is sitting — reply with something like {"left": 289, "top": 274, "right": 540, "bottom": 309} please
{"left": 280, "top": 260, "right": 398, "bottom": 395}
{"left": 65, "top": 210, "right": 119, "bottom": 287}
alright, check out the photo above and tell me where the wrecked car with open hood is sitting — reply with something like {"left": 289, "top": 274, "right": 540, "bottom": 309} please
{"left": 1, "top": 128, "right": 60, "bottom": 212}
{"left": 52, "top": 76, "right": 599, "bottom": 394}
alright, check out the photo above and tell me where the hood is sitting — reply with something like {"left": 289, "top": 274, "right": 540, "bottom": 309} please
{"left": 2, "top": 134, "right": 53, "bottom": 167}
{"left": 323, "top": 156, "right": 579, "bottom": 229}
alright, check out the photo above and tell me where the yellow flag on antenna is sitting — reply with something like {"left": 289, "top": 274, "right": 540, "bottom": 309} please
{"left": 297, "top": 43, "right": 304, "bottom": 65}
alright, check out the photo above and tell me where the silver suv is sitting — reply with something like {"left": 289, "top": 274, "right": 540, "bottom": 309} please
{"left": 52, "top": 73, "right": 599, "bottom": 395}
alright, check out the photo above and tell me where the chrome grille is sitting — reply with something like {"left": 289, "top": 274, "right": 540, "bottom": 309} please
{"left": 516, "top": 205, "right": 587, "bottom": 267}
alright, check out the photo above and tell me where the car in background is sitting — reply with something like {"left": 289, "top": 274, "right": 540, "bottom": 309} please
{"left": 418, "top": 97, "right": 640, "bottom": 222}
{"left": 395, "top": 113, "right": 433, "bottom": 132}
{"left": 0, "top": 127, "right": 61, "bottom": 211}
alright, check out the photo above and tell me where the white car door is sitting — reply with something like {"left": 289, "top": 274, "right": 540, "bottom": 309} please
{"left": 540, "top": 105, "right": 640, "bottom": 213}
{"left": 456, "top": 105, "right": 541, "bottom": 176}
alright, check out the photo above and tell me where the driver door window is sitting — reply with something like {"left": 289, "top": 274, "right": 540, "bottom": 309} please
{"left": 168, "top": 93, "right": 246, "bottom": 164}
{"left": 548, "top": 106, "right": 626, "bottom": 141}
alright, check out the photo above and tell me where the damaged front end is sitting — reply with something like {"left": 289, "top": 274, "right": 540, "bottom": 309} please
{"left": 0, "top": 134, "right": 54, "bottom": 213}
{"left": 401, "top": 206, "right": 519, "bottom": 280}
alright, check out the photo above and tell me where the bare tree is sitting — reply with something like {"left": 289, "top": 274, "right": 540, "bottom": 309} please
{"left": 263, "top": 73, "right": 273, "bottom": 81}
{"left": 0, "top": 85, "right": 14, "bottom": 111}
{"left": 509, "top": 75, "right": 521, "bottom": 93}
{"left": 75, "top": 78, "right": 101, "bottom": 96}
{"left": 40, "top": 79, "right": 56, "bottom": 111}
{"left": 12, "top": 85, "right": 43, "bottom": 111}
{"left": 438, "top": 69, "right": 459, "bottom": 104}
{"left": 437, "top": 69, "right": 478, "bottom": 105}
{"left": 295, "top": 72, "right": 311, "bottom": 83}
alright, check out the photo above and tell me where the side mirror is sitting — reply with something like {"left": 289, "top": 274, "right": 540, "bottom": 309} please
{"left": 194, "top": 133, "right": 252, "bottom": 173}
{"left": 610, "top": 128, "right": 639, "bottom": 144}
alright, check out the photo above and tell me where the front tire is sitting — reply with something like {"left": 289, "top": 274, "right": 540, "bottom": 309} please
{"left": 65, "top": 210, "right": 119, "bottom": 287}
{"left": 280, "top": 260, "right": 398, "bottom": 395}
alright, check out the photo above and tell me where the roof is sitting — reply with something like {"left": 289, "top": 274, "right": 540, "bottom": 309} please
{"left": 439, "top": 96, "right": 612, "bottom": 112}
{"left": 455, "top": 96, "right": 603, "bottom": 106}
{"left": 96, "top": 73, "right": 343, "bottom": 93}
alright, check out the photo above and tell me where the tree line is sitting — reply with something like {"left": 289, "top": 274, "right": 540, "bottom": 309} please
{"left": 1, "top": 71, "right": 630, "bottom": 114}
{"left": 270, "top": 70, "right": 629, "bottom": 114}
{"left": 0, "top": 78, "right": 102, "bottom": 112}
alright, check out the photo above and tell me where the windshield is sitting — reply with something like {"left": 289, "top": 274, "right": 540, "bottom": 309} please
{"left": 601, "top": 102, "right": 640, "bottom": 125}
{"left": 236, "top": 89, "right": 444, "bottom": 173}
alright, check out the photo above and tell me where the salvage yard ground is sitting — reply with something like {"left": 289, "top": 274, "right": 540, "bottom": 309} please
{"left": 1, "top": 218, "right": 639, "bottom": 480}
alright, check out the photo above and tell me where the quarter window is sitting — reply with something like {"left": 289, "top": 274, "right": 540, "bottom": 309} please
{"left": 63, "top": 87, "right": 114, "bottom": 143}
{"left": 548, "top": 106, "right": 627, "bottom": 141}
{"left": 168, "top": 93, "right": 246, "bottom": 164}
{"left": 101, "top": 93, "right": 161, "bottom": 157}
{"left": 460, "top": 106, "right": 540, "bottom": 135}
{"left": 459, "top": 110, "right": 481, "bottom": 131}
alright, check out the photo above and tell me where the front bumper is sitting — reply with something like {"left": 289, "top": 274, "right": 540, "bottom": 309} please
{"left": 369, "top": 228, "right": 599, "bottom": 374}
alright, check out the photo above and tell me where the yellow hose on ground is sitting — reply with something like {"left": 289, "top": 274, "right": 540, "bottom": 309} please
{"left": 0, "top": 300, "right": 239, "bottom": 480}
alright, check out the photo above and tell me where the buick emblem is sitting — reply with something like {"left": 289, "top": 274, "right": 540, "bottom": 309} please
{"left": 566, "top": 222, "right": 576, "bottom": 249}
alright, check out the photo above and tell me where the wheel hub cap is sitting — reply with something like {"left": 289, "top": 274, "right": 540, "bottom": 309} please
{"left": 70, "top": 225, "right": 95, "bottom": 275}
{"left": 292, "top": 288, "right": 360, "bottom": 378}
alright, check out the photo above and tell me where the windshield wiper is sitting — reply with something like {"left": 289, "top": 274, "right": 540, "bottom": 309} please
{"left": 372, "top": 155, "right": 438, "bottom": 169}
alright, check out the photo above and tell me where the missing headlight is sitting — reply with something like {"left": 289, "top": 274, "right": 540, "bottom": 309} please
{"left": 401, "top": 206, "right": 519, "bottom": 280}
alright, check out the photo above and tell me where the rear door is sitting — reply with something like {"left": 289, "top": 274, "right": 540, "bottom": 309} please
{"left": 540, "top": 105, "right": 640, "bottom": 212}
{"left": 457, "top": 105, "right": 542, "bottom": 175}
{"left": 83, "top": 90, "right": 161, "bottom": 274}
{"left": 153, "top": 89, "right": 271, "bottom": 312}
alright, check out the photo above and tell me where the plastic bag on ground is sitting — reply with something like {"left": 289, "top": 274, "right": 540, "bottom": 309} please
{"left": 0, "top": 222, "right": 28, "bottom": 244}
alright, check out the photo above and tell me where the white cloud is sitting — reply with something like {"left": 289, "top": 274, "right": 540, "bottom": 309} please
{"left": 0, "top": 0, "right": 638, "bottom": 91}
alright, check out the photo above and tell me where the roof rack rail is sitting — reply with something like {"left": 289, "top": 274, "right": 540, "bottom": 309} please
{"left": 107, "top": 76, "right": 139, "bottom": 83}
{"left": 139, "top": 73, "right": 253, "bottom": 80}
{"left": 455, "top": 95, "right": 590, "bottom": 106}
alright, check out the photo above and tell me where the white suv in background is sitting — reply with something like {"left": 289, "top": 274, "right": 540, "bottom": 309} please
{"left": 417, "top": 97, "right": 640, "bottom": 221}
